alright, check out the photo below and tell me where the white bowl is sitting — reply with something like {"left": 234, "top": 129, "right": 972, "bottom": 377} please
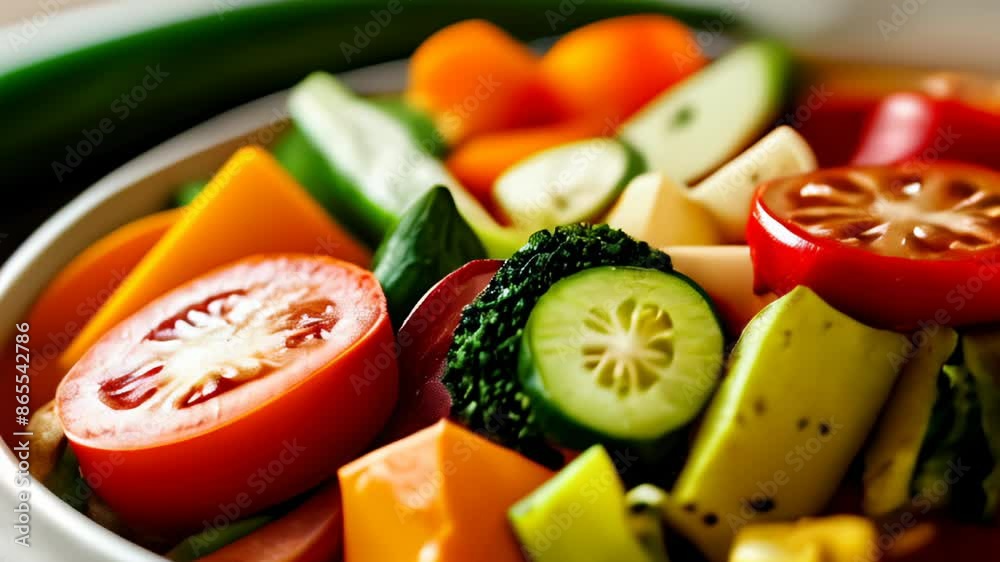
{"left": 0, "top": 60, "right": 406, "bottom": 562}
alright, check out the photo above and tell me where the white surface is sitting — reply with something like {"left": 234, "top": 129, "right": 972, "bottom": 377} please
{"left": 0, "top": 59, "right": 405, "bottom": 562}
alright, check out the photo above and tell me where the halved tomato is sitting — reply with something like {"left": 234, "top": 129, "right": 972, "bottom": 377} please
{"left": 748, "top": 163, "right": 1000, "bottom": 329}
{"left": 56, "top": 254, "right": 397, "bottom": 534}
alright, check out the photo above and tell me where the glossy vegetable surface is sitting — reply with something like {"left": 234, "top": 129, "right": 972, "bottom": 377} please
{"left": 748, "top": 163, "right": 1000, "bottom": 329}
{"left": 59, "top": 147, "right": 368, "bottom": 370}
{"left": 57, "top": 255, "right": 396, "bottom": 532}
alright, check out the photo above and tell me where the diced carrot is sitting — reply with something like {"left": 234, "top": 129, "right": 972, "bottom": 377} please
{"left": 198, "top": 482, "right": 343, "bottom": 562}
{"left": 2, "top": 209, "right": 179, "bottom": 446}
{"left": 540, "top": 15, "right": 707, "bottom": 123}
{"left": 338, "top": 420, "right": 552, "bottom": 562}
{"left": 407, "top": 19, "right": 565, "bottom": 144}
{"left": 446, "top": 114, "right": 613, "bottom": 207}
{"left": 58, "top": 146, "right": 369, "bottom": 370}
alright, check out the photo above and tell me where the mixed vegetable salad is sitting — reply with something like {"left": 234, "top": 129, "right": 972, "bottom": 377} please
{"left": 7, "top": 14, "right": 1000, "bottom": 562}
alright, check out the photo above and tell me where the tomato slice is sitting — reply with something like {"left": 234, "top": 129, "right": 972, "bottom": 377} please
{"left": 748, "top": 163, "right": 1000, "bottom": 329}
{"left": 56, "top": 254, "right": 397, "bottom": 534}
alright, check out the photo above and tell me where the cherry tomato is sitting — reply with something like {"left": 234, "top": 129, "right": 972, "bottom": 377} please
{"left": 56, "top": 254, "right": 397, "bottom": 534}
{"left": 747, "top": 163, "right": 1000, "bottom": 330}
{"left": 379, "top": 259, "right": 501, "bottom": 443}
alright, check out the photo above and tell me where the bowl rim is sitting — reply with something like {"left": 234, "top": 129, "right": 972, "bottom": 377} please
{"left": 0, "top": 58, "right": 406, "bottom": 561}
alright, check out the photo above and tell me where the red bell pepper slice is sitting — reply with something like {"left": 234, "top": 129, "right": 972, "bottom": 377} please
{"left": 747, "top": 163, "right": 1000, "bottom": 330}
{"left": 852, "top": 93, "right": 1000, "bottom": 170}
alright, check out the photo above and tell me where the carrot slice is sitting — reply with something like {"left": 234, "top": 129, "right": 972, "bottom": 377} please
{"left": 407, "top": 19, "right": 564, "bottom": 144}
{"left": 59, "top": 146, "right": 369, "bottom": 370}
{"left": 446, "top": 115, "right": 612, "bottom": 206}
{"left": 541, "top": 15, "right": 707, "bottom": 123}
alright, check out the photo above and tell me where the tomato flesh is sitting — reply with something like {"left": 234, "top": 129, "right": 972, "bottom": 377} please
{"left": 748, "top": 163, "right": 1000, "bottom": 329}
{"left": 56, "top": 254, "right": 397, "bottom": 534}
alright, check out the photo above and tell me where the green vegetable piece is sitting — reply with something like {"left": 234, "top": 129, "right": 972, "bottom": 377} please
{"left": 910, "top": 364, "right": 995, "bottom": 520}
{"left": 951, "top": 330, "right": 1000, "bottom": 519}
{"left": 369, "top": 96, "right": 448, "bottom": 158}
{"left": 285, "top": 72, "right": 526, "bottom": 256}
{"left": 495, "top": 138, "right": 645, "bottom": 231}
{"left": 509, "top": 445, "right": 653, "bottom": 562}
{"left": 665, "top": 286, "right": 908, "bottom": 562}
{"left": 165, "top": 515, "right": 272, "bottom": 562}
{"left": 620, "top": 41, "right": 791, "bottom": 186}
{"left": 863, "top": 327, "right": 958, "bottom": 516}
{"left": 519, "top": 266, "right": 723, "bottom": 460}
{"left": 444, "top": 224, "right": 672, "bottom": 466}
{"left": 373, "top": 185, "right": 487, "bottom": 325}
{"left": 173, "top": 179, "right": 209, "bottom": 207}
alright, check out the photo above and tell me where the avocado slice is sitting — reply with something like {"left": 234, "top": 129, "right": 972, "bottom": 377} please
{"left": 863, "top": 327, "right": 958, "bottom": 516}
{"left": 619, "top": 41, "right": 791, "bottom": 187}
{"left": 663, "top": 286, "right": 908, "bottom": 562}
{"left": 509, "top": 445, "right": 653, "bottom": 562}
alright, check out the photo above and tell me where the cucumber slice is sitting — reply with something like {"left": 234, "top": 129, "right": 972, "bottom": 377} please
{"left": 619, "top": 41, "right": 791, "bottom": 186}
{"left": 287, "top": 72, "right": 527, "bottom": 257}
{"left": 519, "top": 266, "right": 725, "bottom": 454}
{"left": 495, "top": 138, "right": 644, "bottom": 231}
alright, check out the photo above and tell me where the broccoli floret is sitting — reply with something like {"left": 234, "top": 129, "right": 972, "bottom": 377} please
{"left": 443, "top": 224, "right": 672, "bottom": 465}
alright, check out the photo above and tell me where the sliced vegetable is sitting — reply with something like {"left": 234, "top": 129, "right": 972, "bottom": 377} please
{"left": 495, "top": 138, "right": 644, "bottom": 230}
{"left": 729, "top": 516, "right": 878, "bottom": 562}
{"left": 665, "top": 246, "right": 774, "bottom": 337}
{"left": 339, "top": 420, "right": 552, "bottom": 562}
{"left": 446, "top": 114, "right": 612, "bottom": 204}
{"left": 372, "top": 186, "right": 487, "bottom": 324}
{"left": 665, "top": 286, "right": 908, "bottom": 562}
{"left": 687, "top": 126, "right": 817, "bottom": 241}
{"left": 604, "top": 172, "right": 723, "bottom": 247}
{"left": 852, "top": 93, "right": 1000, "bottom": 171}
{"left": 541, "top": 14, "right": 708, "bottom": 124}
{"left": 166, "top": 516, "right": 273, "bottom": 562}
{"left": 57, "top": 255, "right": 397, "bottom": 532}
{"left": 962, "top": 328, "right": 1000, "bottom": 517}
{"left": 59, "top": 147, "right": 369, "bottom": 370}
{"left": 748, "top": 163, "right": 1000, "bottom": 329}
{"left": 620, "top": 41, "right": 791, "bottom": 186}
{"left": 192, "top": 482, "right": 343, "bottom": 562}
{"left": 444, "top": 224, "right": 673, "bottom": 465}
{"left": 509, "top": 445, "right": 652, "bottom": 562}
{"left": 519, "top": 266, "right": 724, "bottom": 459}
{"left": 0, "top": 208, "right": 180, "bottom": 444}
{"left": 406, "top": 19, "right": 563, "bottom": 144}
{"left": 287, "top": 72, "right": 525, "bottom": 257}
{"left": 863, "top": 327, "right": 958, "bottom": 516}
{"left": 379, "top": 259, "right": 501, "bottom": 443}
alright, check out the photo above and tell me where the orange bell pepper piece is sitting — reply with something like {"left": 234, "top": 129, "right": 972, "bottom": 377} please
{"left": 540, "top": 14, "right": 707, "bottom": 124}
{"left": 59, "top": 146, "right": 369, "bottom": 370}
{"left": 2, "top": 209, "right": 179, "bottom": 445}
{"left": 338, "top": 420, "right": 552, "bottom": 562}
{"left": 407, "top": 19, "right": 565, "bottom": 144}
